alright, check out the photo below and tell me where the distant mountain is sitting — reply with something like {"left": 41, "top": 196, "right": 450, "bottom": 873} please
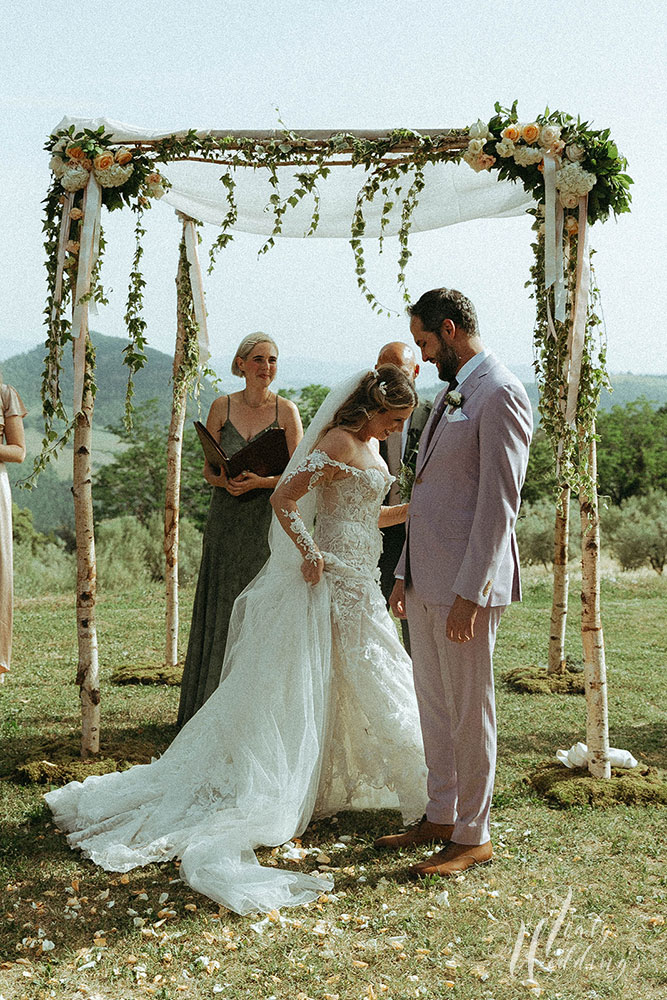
{"left": 2, "top": 333, "right": 219, "bottom": 431}
{"left": 3, "top": 336, "right": 665, "bottom": 434}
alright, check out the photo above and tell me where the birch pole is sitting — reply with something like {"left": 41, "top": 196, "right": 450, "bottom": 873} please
{"left": 579, "top": 426, "right": 610, "bottom": 778}
{"left": 547, "top": 484, "right": 570, "bottom": 674}
{"left": 164, "top": 234, "right": 191, "bottom": 667}
{"left": 73, "top": 336, "right": 100, "bottom": 757}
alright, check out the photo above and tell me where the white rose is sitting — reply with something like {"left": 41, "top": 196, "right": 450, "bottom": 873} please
{"left": 61, "top": 165, "right": 89, "bottom": 192}
{"left": 539, "top": 124, "right": 561, "bottom": 148}
{"left": 50, "top": 155, "right": 67, "bottom": 179}
{"left": 566, "top": 143, "right": 585, "bottom": 162}
{"left": 52, "top": 138, "right": 67, "bottom": 153}
{"left": 495, "top": 138, "right": 515, "bottom": 158}
{"left": 513, "top": 146, "right": 543, "bottom": 166}
{"left": 468, "top": 119, "right": 491, "bottom": 140}
{"left": 467, "top": 138, "right": 485, "bottom": 155}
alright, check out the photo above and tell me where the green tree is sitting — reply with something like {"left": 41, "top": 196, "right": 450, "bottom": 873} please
{"left": 596, "top": 399, "right": 667, "bottom": 504}
{"left": 521, "top": 428, "right": 557, "bottom": 504}
{"left": 279, "top": 384, "right": 330, "bottom": 430}
{"left": 93, "top": 400, "right": 212, "bottom": 530}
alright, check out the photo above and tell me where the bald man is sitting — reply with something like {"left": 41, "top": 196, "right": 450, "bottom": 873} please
{"left": 376, "top": 342, "right": 432, "bottom": 655}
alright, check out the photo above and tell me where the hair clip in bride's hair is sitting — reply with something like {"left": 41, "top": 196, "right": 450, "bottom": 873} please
{"left": 376, "top": 377, "right": 387, "bottom": 397}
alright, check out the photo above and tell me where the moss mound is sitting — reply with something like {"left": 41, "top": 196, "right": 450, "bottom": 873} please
{"left": 503, "top": 661, "right": 585, "bottom": 695}
{"left": 111, "top": 661, "right": 183, "bottom": 686}
{"left": 11, "top": 726, "right": 178, "bottom": 786}
{"left": 529, "top": 761, "right": 667, "bottom": 807}
{"left": 17, "top": 757, "right": 128, "bottom": 786}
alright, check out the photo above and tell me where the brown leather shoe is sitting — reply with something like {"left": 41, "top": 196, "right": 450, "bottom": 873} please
{"left": 374, "top": 815, "right": 455, "bottom": 850}
{"left": 408, "top": 840, "right": 493, "bottom": 878}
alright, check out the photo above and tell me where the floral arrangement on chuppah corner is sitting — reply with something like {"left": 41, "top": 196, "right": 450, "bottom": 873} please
{"left": 461, "top": 100, "right": 632, "bottom": 227}
{"left": 48, "top": 126, "right": 167, "bottom": 206}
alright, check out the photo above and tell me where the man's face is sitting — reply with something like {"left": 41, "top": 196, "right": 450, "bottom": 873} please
{"left": 410, "top": 316, "right": 458, "bottom": 383}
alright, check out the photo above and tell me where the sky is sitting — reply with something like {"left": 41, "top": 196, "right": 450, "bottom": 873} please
{"left": 1, "top": 0, "right": 666, "bottom": 391}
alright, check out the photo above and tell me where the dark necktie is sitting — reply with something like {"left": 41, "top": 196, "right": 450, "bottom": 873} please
{"left": 424, "top": 377, "right": 458, "bottom": 450}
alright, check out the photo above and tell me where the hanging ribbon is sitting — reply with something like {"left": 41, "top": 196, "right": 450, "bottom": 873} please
{"left": 72, "top": 173, "right": 102, "bottom": 413}
{"left": 180, "top": 214, "right": 211, "bottom": 363}
{"left": 52, "top": 192, "right": 74, "bottom": 313}
{"left": 554, "top": 202, "right": 566, "bottom": 321}
{"left": 542, "top": 154, "right": 566, "bottom": 324}
{"left": 564, "top": 195, "right": 590, "bottom": 426}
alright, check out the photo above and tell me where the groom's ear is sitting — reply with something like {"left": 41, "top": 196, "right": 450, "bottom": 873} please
{"left": 440, "top": 318, "right": 456, "bottom": 340}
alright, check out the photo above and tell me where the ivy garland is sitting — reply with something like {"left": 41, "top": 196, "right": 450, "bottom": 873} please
{"left": 38, "top": 107, "right": 632, "bottom": 496}
{"left": 174, "top": 232, "right": 204, "bottom": 404}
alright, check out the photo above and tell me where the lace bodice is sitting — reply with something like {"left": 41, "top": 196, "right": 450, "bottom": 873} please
{"left": 283, "top": 449, "right": 392, "bottom": 574}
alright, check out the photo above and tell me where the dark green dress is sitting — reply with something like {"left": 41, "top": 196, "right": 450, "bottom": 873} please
{"left": 177, "top": 397, "right": 281, "bottom": 726}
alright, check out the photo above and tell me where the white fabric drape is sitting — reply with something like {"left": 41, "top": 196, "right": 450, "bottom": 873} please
{"left": 53, "top": 117, "right": 535, "bottom": 239}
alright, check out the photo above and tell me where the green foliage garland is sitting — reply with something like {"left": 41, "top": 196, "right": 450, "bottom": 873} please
{"left": 40, "top": 108, "right": 633, "bottom": 493}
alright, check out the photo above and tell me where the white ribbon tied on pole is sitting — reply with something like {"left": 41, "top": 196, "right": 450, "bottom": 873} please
{"left": 72, "top": 173, "right": 102, "bottom": 413}
{"left": 564, "top": 196, "right": 590, "bottom": 426}
{"left": 182, "top": 217, "right": 211, "bottom": 363}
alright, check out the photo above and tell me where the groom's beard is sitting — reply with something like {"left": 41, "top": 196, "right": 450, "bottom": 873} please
{"left": 434, "top": 338, "right": 459, "bottom": 384}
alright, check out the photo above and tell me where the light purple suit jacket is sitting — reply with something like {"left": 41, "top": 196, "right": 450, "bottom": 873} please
{"left": 396, "top": 353, "right": 532, "bottom": 608}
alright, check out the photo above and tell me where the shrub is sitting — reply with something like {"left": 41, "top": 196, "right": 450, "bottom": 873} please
{"left": 143, "top": 513, "right": 203, "bottom": 585}
{"left": 603, "top": 491, "right": 667, "bottom": 573}
{"left": 95, "top": 516, "right": 153, "bottom": 590}
{"left": 12, "top": 504, "right": 75, "bottom": 595}
{"left": 516, "top": 498, "right": 578, "bottom": 568}
{"left": 13, "top": 538, "right": 75, "bottom": 596}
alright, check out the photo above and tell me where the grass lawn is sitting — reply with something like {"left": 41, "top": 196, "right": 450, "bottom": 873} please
{"left": 0, "top": 569, "right": 665, "bottom": 999}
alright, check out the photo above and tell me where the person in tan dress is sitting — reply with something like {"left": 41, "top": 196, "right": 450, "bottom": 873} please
{"left": 0, "top": 380, "right": 27, "bottom": 681}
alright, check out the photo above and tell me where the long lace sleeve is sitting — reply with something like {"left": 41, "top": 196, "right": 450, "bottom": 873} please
{"left": 270, "top": 450, "right": 350, "bottom": 565}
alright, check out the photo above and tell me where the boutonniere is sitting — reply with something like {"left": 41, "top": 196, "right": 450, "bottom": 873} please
{"left": 445, "top": 390, "right": 464, "bottom": 409}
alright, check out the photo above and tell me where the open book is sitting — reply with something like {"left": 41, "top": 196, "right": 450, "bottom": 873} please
{"left": 193, "top": 420, "right": 290, "bottom": 481}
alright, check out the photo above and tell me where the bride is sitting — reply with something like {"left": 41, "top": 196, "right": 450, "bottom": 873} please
{"left": 45, "top": 366, "right": 427, "bottom": 915}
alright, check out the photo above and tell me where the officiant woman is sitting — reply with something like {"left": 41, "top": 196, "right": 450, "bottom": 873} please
{"left": 177, "top": 333, "right": 303, "bottom": 725}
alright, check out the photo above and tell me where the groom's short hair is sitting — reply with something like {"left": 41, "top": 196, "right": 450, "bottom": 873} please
{"left": 408, "top": 288, "right": 479, "bottom": 339}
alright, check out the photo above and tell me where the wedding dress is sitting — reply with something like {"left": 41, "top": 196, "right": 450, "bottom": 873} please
{"left": 45, "top": 372, "right": 427, "bottom": 915}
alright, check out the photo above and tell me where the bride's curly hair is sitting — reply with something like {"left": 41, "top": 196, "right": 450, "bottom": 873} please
{"left": 317, "top": 365, "right": 418, "bottom": 442}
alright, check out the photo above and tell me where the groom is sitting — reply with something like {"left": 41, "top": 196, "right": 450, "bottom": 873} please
{"left": 379, "top": 287, "right": 532, "bottom": 877}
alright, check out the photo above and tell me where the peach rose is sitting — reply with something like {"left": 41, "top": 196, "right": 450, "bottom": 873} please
{"left": 147, "top": 171, "right": 162, "bottom": 184}
{"left": 470, "top": 153, "right": 496, "bottom": 172}
{"left": 564, "top": 216, "right": 579, "bottom": 235}
{"left": 559, "top": 191, "right": 579, "bottom": 209}
{"left": 501, "top": 124, "right": 520, "bottom": 143}
{"left": 67, "top": 145, "right": 86, "bottom": 161}
{"left": 66, "top": 240, "right": 80, "bottom": 254}
{"left": 94, "top": 151, "right": 114, "bottom": 171}
{"left": 115, "top": 147, "right": 133, "bottom": 165}
{"left": 70, "top": 207, "right": 83, "bottom": 221}
{"left": 522, "top": 123, "right": 540, "bottom": 144}
{"left": 80, "top": 157, "right": 93, "bottom": 171}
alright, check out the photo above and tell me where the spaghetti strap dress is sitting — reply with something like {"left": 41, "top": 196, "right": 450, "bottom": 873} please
{"left": 177, "top": 396, "right": 281, "bottom": 725}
